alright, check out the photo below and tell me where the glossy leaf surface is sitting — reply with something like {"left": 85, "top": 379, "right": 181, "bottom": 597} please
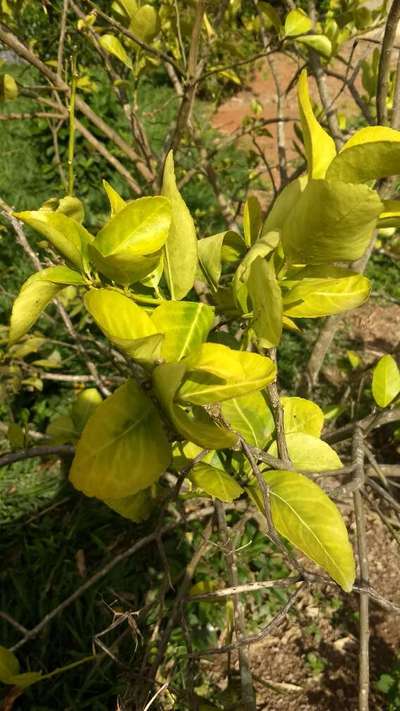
{"left": 372, "top": 354, "right": 400, "bottom": 407}
{"left": 151, "top": 301, "right": 214, "bottom": 362}
{"left": 269, "top": 433, "right": 341, "bottom": 471}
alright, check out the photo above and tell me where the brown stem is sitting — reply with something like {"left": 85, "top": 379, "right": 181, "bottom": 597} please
{"left": 57, "top": 0, "right": 69, "bottom": 80}
{"left": 0, "top": 445, "right": 74, "bottom": 468}
{"left": 377, "top": 0, "right": 400, "bottom": 125}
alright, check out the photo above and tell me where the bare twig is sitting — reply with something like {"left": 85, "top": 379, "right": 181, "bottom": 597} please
{"left": 377, "top": 0, "right": 400, "bottom": 124}
{"left": 0, "top": 445, "right": 74, "bottom": 468}
{"left": 57, "top": 0, "right": 69, "bottom": 80}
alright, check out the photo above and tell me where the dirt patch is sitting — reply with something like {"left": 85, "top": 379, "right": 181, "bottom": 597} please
{"left": 203, "top": 508, "right": 400, "bottom": 709}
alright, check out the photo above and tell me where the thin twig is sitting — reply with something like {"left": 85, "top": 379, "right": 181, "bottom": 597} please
{"left": 377, "top": 0, "right": 400, "bottom": 124}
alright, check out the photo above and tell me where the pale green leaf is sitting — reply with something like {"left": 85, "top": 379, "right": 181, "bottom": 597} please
{"left": 14, "top": 211, "right": 93, "bottom": 270}
{"left": 0, "top": 647, "right": 20, "bottom": 683}
{"left": 178, "top": 343, "right": 276, "bottom": 405}
{"left": 95, "top": 196, "right": 171, "bottom": 257}
{"left": 84, "top": 288, "right": 163, "bottom": 363}
{"left": 233, "top": 231, "right": 280, "bottom": 311}
{"left": 262, "top": 177, "right": 307, "bottom": 234}
{"left": 253, "top": 470, "right": 355, "bottom": 591}
{"left": 151, "top": 301, "right": 214, "bottom": 362}
{"left": 268, "top": 433, "right": 341, "bottom": 471}
{"left": 103, "top": 487, "right": 156, "bottom": 522}
{"left": 243, "top": 195, "right": 262, "bottom": 247}
{"left": 9, "top": 267, "right": 84, "bottom": 345}
{"left": 297, "top": 34, "right": 332, "bottom": 58}
{"left": 89, "top": 245, "right": 161, "bottom": 286}
{"left": 198, "top": 231, "right": 244, "bottom": 290}
{"left": 221, "top": 391, "right": 274, "bottom": 448}
{"left": 282, "top": 265, "right": 371, "bottom": 317}
{"left": 71, "top": 388, "right": 102, "bottom": 432}
{"left": 248, "top": 256, "right": 282, "bottom": 347}
{"left": 130, "top": 4, "right": 160, "bottom": 42}
{"left": 99, "top": 34, "right": 133, "bottom": 68}
{"left": 282, "top": 179, "right": 383, "bottom": 264}
{"left": 190, "top": 463, "right": 243, "bottom": 502}
{"left": 372, "top": 354, "right": 400, "bottom": 407}
{"left": 112, "top": 0, "right": 138, "bottom": 20}
{"left": 0, "top": 73, "right": 18, "bottom": 100}
{"left": 281, "top": 396, "right": 324, "bottom": 437}
{"left": 153, "top": 362, "right": 238, "bottom": 449}
{"left": 327, "top": 126, "right": 400, "bottom": 183}
{"left": 69, "top": 379, "right": 171, "bottom": 499}
{"left": 102, "top": 179, "right": 127, "bottom": 216}
{"left": 297, "top": 69, "right": 336, "bottom": 179}
{"left": 46, "top": 415, "right": 76, "bottom": 444}
{"left": 162, "top": 151, "right": 198, "bottom": 300}
{"left": 41, "top": 195, "right": 84, "bottom": 223}
{"left": 284, "top": 8, "right": 312, "bottom": 36}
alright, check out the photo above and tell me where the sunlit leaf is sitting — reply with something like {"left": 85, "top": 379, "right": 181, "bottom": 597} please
{"left": 84, "top": 288, "right": 163, "bottom": 363}
{"left": 233, "top": 231, "right": 280, "bottom": 311}
{"left": 282, "top": 179, "right": 383, "bottom": 264}
{"left": 284, "top": 8, "right": 312, "bottom": 36}
{"left": 190, "top": 462, "right": 243, "bottom": 502}
{"left": 153, "top": 362, "right": 237, "bottom": 449}
{"left": 251, "top": 470, "right": 355, "bottom": 591}
{"left": 130, "top": 4, "right": 160, "bottom": 42}
{"left": 162, "top": 151, "right": 197, "bottom": 300}
{"left": 268, "top": 433, "right": 341, "bottom": 471}
{"left": 9, "top": 267, "right": 84, "bottom": 345}
{"left": 327, "top": 126, "right": 400, "bottom": 183}
{"left": 297, "top": 34, "right": 332, "bottom": 58}
{"left": 281, "top": 397, "right": 324, "bottom": 437}
{"left": 99, "top": 34, "right": 133, "bottom": 69}
{"left": 282, "top": 266, "right": 371, "bottom": 317}
{"left": 102, "top": 179, "right": 127, "bottom": 216}
{"left": 198, "top": 231, "right": 245, "bottom": 290}
{"left": 71, "top": 389, "right": 103, "bottom": 432}
{"left": 372, "top": 354, "right": 400, "bottom": 407}
{"left": 221, "top": 391, "right": 274, "bottom": 448}
{"left": 0, "top": 73, "right": 18, "bottom": 101}
{"left": 178, "top": 343, "right": 276, "bottom": 405}
{"left": 248, "top": 255, "right": 282, "bottom": 347}
{"left": 297, "top": 69, "right": 336, "bottom": 179}
{"left": 70, "top": 379, "right": 171, "bottom": 499}
{"left": 151, "top": 301, "right": 214, "bottom": 362}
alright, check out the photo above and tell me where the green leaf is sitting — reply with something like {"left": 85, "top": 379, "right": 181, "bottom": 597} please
{"left": 46, "top": 415, "right": 76, "bottom": 444}
{"left": 233, "top": 231, "right": 280, "bottom": 311}
{"left": 7, "top": 422, "right": 25, "bottom": 449}
{"left": 41, "top": 195, "right": 85, "bottom": 223}
{"left": 259, "top": 2, "right": 282, "bottom": 33}
{"left": 372, "top": 354, "right": 400, "bottom": 407}
{"left": 253, "top": 470, "right": 355, "bottom": 591}
{"left": 268, "top": 433, "right": 341, "bottom": 471}
{"left": 99, "top": 34, "right": 133, "bottom": 69}
{"left": 282, "top": 266, "right": 371, "bottom": 317}
{"left": 0, "top": 74, "right": 18, "bottom": 101}
{"left": 102, "top": 179, "right": 127, "bottom": 216}
{"left": 14, "top": 211, "right": 93, "bottom": 270}
{"left": 162, "top": 151, "right": 198, "bottom": 300}
{"left": 69, "top": 379, "right": 171, "bottom": 499}
{"left": 6, "top": 672, "right": 42, "bottom": 688}
{"left": 84, "top": 288, "right": 163, "bottom": 363}
{"left": 281, "top": 179, "right": 383, "bottom": 264}
{"left": 0, "top": 647, "right": 20, "bottom": 683}
{"left": 284, "top": 8, "right": 312, "bottom": 36}
{"left": 221, "top": 392, "right": 274, "bottom": 448}
{"left": 151, "top": 301, "right": 214, "bottom": 362}
{"left": 178, "top": 343, "right": 276, "bottom": 405}
{"left": 378, "top": 200, "right": 400, "bottom": 228}
{"left": 327, "top": 126, "right": 400, "bottom": 183}
{"left": 103, "top": 487, "right": 156, "bottom": 522}
{"left": 89, "top": 246, "right": 161, "bottom": 285}
{"left": 262, "top": 177, "right": 307, "bottom": 234}
{"left": 153, "top": 362, "right": 238, "bottom": 449}
{"left": 297, "top": 34, "right": 332, "bottom": 58}
{"left": 9, "top": 267, "right": 84, "bottom": 345}
{"left": 112, "top": 0, "right": 138, "bottom": 20}
{"left": 71, "top": 389, "right": 102, "bottom": 432}
{"left": 243, "top": 195, "right": 262, "bottom": 247}
{"left": 248, "top": 256, "right": 282, "bottom": 347}
{"left": 95, "top": 196, "right": 171, "bottom": 257}
{"left": 198, "top": 231, "right": 245, "bottom": 290}
{"left": 281, "top": 397, "right": 324, "bottom": 437}
{"left": 130, "top": 4, "right": 160, "bottom": 42}
{"left": 189, "top": 463, "right": 243, "bottom": 502}
{"left": 297, "top": 70, "right": 336, "bottom": 179}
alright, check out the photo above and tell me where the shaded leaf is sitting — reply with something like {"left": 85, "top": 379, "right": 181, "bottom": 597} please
{"left": 248, "top": 255, "right": 282, "bottom": 347}
{"left": 221, "top": 391, "right": 274, "bottom": 448}
{"left": 198, "top": 231, "right": 244, "bottom": 290}
{"left": 103, "top": 487, "right": 156, "bottom": 522}
{"left": 243, "top": 195, "right": 262, "bottom": 247}
{"left": 71, "top": 388, "right": 103, "bottom": 432}
{"left": 233, "top": 231, "right": 280, "bottom": 311}
{"left": 190, "top": 463, "right": 243, "bottom": 502}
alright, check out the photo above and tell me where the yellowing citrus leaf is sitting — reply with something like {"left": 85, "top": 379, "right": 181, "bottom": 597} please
{"left": 198, "top": 231, "right": 245, "bottom": 290}
{"left": 102, "top": 179, "right": 127, "bottom": 216}
{"left": 282, "top": 179, "right": 383, "bottom": 264}
{"left": 71, "top": 388, "right": 102, "bottom": 432}
{"left": 0, "top": 73, "right": 18, "bottom": 100}
{"left": 284, "top": 8, "right": 312, "bottom": 36}
{"left": 281, "top": 397, "right": 324, "bottom": 437}
{"left": 327, "top": 126, "right": 400, "bottom": 183}
{"left": 233, "top": 230, "right": 280, "bottom": 312}
{"left": 178, "top": 343, "right": 276, "bottom": 405}
{"left": 243, "top": 195, "right": 262, "bottom": 247}
{"left": 130, "top": 4, "right": 160, "bottom": 42}
{"left": 103, "top": 487, "right": 156, "bottom": 522}
{"left": 151, "top": 301, "right": 214, "bottom": 362}
{"left": 69, "top": 379, "right": 171, "bottom": 499}
{"left": 252, "top": 470, "right": 355, "bottom": 591}
{"left": 297, "top": 70, "right": 336, "bottom": 179}
{"left": 248, "top": 255, "right": 283, "bottom": 347}
{"left": 282, "top": 266, "right": 371, "bottom": 317}
{"left": 99, "top": 34, "right": 133, "bottom": 69}
{"left": 162, "top": 151, "right": 198, "bottom": 300}
{"left": 221, "top": 391, "right": 274, "bottom": 448}
{"left": 372, "top": 354, "right": 400, "bottom": 407}
{"left": 84, "top": 288, "right": 163, "bottom": 363}
{"left": 297, "top": 34, "right": 332, "bottom": 58}
{"left": 189, "top": 462, "right": 243, "bottom": 502}
{"left": 268, "top": 433, "right": 341, "bottom": 471}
